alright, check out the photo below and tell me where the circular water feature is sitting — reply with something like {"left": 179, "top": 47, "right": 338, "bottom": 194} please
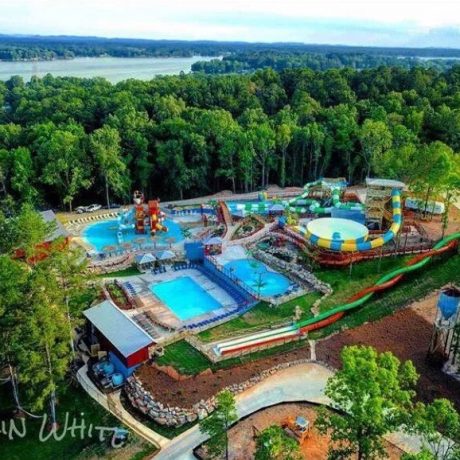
{"left": 83, "top": 218, "right": 183, "bottom": 252}
{"left": 224, "top": 258, "right": 290, "bottom": 297}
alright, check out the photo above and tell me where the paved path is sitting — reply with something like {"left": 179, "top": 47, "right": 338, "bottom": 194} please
{"left": 154, "top": 363, "right": 332, "bottom": 459}
{"left": 152, "top": 361, "right": 431, "bottom": 459}
{"left": 77, "top": 366, "right": 169, "bottom": 448}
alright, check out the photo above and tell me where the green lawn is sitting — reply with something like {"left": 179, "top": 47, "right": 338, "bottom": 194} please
{"left": 310, "top": 252, "right": 460, "bottom": 338}
{"left": 97, "top": 266, "right": 141, "bottom": 278}
{"left": 156, "top": 339, "right": 211, "bottom": 374}
{"left": 0, "top": 383, "right": 156, "bottom": 460}
{"left": 315, "top": 255, "right": 411, "bottom": 312}
{"left": 156, "top": 338, "right": 310, "bottom": 375}
{"left": 198, "top": 292, "right": 321, "bottom": 343}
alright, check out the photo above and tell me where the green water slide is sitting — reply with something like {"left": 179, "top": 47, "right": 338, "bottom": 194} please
{"left": 296, "top": 231, "right": 460, "bottom": 331}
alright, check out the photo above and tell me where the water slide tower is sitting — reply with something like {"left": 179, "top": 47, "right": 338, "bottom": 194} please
{"left": 427, "top": 286, "right": 460, "bottom": 369}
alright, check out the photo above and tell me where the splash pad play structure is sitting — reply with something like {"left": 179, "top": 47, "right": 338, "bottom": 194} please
{"left": 224, "top": 178, "right": 405, "bottom": 258}
{"left": 83, "top": 191, "right": 183, "bottom": 253}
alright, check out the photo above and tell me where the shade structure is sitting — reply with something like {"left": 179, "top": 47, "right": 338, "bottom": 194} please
{"left": 135, "top": 252, "right": 156, "bottom": 265}
{"left": 205, "top": 236, "right": 223, "bottom": 245}
{"left": 156, "top": 249, "right": 175, "bottom": 260}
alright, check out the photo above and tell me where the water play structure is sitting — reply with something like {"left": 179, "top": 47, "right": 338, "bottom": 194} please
{"left": 294, "top": 188, "right": 402, "bottom": 252}
{"left": 214, "top": 231, "right": 460, "bottom": 356}
{"left": 227, "top": 179, "right": 364, "bottom": 216}
{"left": 120, "top": 191, "right": 168, "bottom": 238}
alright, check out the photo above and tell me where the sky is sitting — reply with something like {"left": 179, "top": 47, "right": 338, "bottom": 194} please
{"left": 1, "top": 0, "right": 460, "bottom": 48}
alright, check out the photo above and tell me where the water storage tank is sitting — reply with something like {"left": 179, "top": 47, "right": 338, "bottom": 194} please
{"left": 102, "top": 361, "right": 115, "bottom": 376}
{"left": 438, "top": 288, "right": 460, "bottom": 321}
{"left": 112, "top": 373, "right": 124, "bottom": 387}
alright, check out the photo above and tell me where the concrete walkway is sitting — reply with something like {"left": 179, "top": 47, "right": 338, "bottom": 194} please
{"left": 152, "top": 361, "right": 431, "bottom": 460}
{"left": 154, "top": 363, "right": 332, "bottom": 459}
{"left": 77, "top": 365, "right": 169, "bottom": 448}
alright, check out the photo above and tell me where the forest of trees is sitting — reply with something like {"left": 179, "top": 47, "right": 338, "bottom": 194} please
{"left": 191, "top": 51, "right": 460, "bottom": 74}
{"left": 0, "top": 65, "right": 459, "bottom": 212}
{"left": 3, "top": 35, "right": 460, "bottom": 62}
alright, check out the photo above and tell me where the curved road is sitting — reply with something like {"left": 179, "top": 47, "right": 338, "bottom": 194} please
{"left": 153, "top": 362, "right": 332, "bottom": 459}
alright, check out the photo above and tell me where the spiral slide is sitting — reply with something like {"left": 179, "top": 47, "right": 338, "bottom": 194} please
{"left": 294, "top": 189, "right": 402, "bottom": 252}
{"left": 215, "top": 231, "right": 459, "bottom": 356}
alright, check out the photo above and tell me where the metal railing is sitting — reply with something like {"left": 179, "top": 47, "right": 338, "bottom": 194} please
{"left": 204, "top": 255, "right": 259, "bottom": 298}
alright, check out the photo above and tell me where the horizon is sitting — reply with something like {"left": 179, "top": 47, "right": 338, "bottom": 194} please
{"left": 2, "top": 0, "right": 460, "bottom": 48}
{"left": 3, "top": 32, "right": 460, "bottom": 51}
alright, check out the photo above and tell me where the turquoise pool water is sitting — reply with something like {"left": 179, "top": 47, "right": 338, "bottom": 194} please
{"left": 224, "top": 259, "right": 290, "bottom": 297}
{"left": 83, "top": 218, "right": 183, "bottom": 252}
{"left": 151, "top": 276, "right": 222, "bottom": 321}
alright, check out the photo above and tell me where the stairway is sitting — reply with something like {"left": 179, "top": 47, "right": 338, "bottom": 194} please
{"left": 218, "top": 201, "right": 233, "bottom": 227}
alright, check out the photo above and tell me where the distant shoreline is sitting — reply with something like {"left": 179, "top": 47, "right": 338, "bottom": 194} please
{"left": 0, "top": 54, "right": 215, "bottom": 63}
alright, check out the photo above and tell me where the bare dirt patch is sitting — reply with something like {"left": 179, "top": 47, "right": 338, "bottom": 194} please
{"left": 137, "top": 345, "right": 310, "bottom": 408}
{"left": 198, "top": 403, "right": 402, "bottom": 460}
{"left": 317, "top": 292, "right": 460, "bottom": 410}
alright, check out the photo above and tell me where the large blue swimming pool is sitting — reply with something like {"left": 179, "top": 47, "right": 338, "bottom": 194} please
{"left": 151, "top": 276, "right": 222, "bottom": 321}
{"left": 224, "top": 259, "right": 290, "bottom": 297}
{"left": 83, "top": 218, "right": 183, "bottom": 252}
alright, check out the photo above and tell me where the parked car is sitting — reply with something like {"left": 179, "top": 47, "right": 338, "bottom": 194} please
{"left": 86, "top": 204, "right": 102, "bottom": 212}
{"left": 75, "top": 206, "right": 87, "bottom": 214}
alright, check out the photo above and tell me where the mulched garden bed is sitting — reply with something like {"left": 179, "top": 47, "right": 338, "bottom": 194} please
{"left": 137, "top": 345, "right": 310, "bottom": 408}
{"left": 317, "top": 297, "right": 460, "bottom": 410}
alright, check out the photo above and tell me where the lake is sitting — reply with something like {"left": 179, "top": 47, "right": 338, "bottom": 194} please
{"left": 0, "top": 56, "right": 216, "bottom": 83}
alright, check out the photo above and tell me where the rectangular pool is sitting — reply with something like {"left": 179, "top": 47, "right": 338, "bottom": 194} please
{"left": 151, "top": 276, "right": 222, "bottom": 321}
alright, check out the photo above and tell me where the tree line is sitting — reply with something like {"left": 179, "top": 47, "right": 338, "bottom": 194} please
{"left": 0, "top": 65, "right": 459, "bottom": 212}
{"left": 191, "top": 51, "right": 460, "bottom": 74}
{"left": 3, "top": 35, "right": 460, "bottom": 62}
{"left": 0, "top": 205, "right": 91, "bottom": 426}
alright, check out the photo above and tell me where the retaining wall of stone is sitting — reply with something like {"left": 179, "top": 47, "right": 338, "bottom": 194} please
{"left": 125, "top": 358, "right": 314, "bottom": 427}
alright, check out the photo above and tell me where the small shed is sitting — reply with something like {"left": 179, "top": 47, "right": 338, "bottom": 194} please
{"left": 84, "top": 300, "right": 154, "bottom": 373}
{"left": 40, "top": 210, "right": 71, "bottom": 243}
{"left": 135, "top": 252, "right": 156, "bottom": 270}
{"left": 204, "top": 236, "right": 223, "bottom": 255}
{"left": 15, "top": 210, "right": 71, "bottom": 260}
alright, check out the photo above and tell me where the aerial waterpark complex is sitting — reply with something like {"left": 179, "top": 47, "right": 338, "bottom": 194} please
{"left": 70, "top": 177, "right": 459, "bottom": 429}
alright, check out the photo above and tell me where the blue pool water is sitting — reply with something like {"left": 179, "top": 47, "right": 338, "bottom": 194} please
{"left": 83, "top": 218, "right": 183, "bottom": 252}
{"left": 151, "top": 276, "right": 222, "bottom": 320}
{"left": 224, "top": 259, "right": 290, "bottom": 297}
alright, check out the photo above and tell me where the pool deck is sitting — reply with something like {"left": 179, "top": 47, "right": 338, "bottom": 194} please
{"left": 115, "top": 269, "right": 239, "bottom": 338}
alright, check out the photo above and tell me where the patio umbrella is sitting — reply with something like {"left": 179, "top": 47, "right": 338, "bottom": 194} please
{"left": 122, "top": 242, "right": 133, "bottom": 251}
{"left": 134, "top": 237, "right": 147, "bottom": 248}
{"left": 156, "top": 249, "right": 175, "bottom": 261}
{"left": 102, "top": 245, "right": 117, "bottom": 256}
{"left": 165, "top": 237, "right": 176, "bottom": 248}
